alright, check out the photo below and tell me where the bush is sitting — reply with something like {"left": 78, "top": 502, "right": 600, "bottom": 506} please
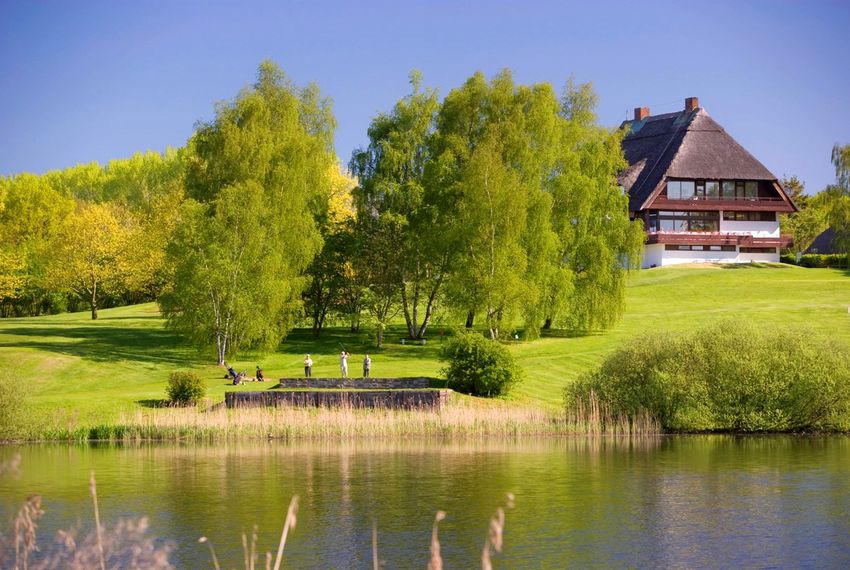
{"left": 440, "top": 331, "right": 522, "bottom": 397}
{"left": 781, "top": 253, "right": 848, "bottom": 268}
{"left": 565, "top": 320, "right": 850, "bottom": 432}
{"left": 166, "top": 371, "right": 206, "bottom": 406}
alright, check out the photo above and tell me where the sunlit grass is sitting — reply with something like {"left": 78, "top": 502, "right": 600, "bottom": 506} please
{"left": 2, "top": 264, "right": 849, "bottom": 431}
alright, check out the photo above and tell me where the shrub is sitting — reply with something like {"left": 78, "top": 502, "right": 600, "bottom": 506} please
{"left": 440, "top": 331, "right": 522, "bottom": 397}
{"left": 565, "top": 320, "right": 850, "bottom": 432}
{"left": 782, "top": 253, "right": 848, "bottom": 268}
{"left": 166, "top": 371, "right": 206, "bottom": 406}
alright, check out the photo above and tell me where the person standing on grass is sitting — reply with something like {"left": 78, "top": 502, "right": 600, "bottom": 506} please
{"left": 363, "top": 354, "right": 371, "bottom": 378}
{"left": 304, "top": 354, "right": 313, "bottom": 378}
{"left": 340, "top": 351, "right": 349, "bottom": 378}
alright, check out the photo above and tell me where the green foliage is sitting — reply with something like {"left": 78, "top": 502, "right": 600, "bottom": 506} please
{"left": 160, "top": 60, "right": 336, "bottom": 363}
{"left": 565, "top": 321, "right": 850, "bottom": 432}
{"left": 440, "top": 331, "right": 522, "bottom": 397}
{"left": 821, "top": 144, "right": 850, "bottom": 256}
{"left": 350, "top": 72, "right": 444, "bottom": 341}
{"left": 166, "top": 370, "right": 206, "bottom": 406}
{"left": 781, "top": 253, "right": 848, "bottom": 268}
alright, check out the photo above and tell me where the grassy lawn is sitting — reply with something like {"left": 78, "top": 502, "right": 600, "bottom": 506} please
{"left": 1, "top": 264, "right": 849, "bottom": 425}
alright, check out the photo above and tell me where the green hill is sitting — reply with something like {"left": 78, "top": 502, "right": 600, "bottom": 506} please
{"left": 1, "top": 264, "right": 849, "bottom": 425}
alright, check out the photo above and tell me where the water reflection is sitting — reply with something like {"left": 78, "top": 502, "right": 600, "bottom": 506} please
{"left": 1, "top": 436, "right": 849, "bottom": 568}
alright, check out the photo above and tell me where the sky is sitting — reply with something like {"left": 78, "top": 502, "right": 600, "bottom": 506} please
{"left": 1, "top": 0, "right": 849, "bottom": 194}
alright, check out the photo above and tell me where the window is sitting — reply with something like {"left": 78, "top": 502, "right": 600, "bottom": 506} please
{"left": 745, "top": 181, "right": 758, "bottom": 199}
{"left": 709, "top": 245, "right": 737, "bottom": 252}
{"left": 667, "top": 180, "right": 695, "bottom": 199}
{"left": 696, "top": 181, "right": 705, "bottom": 198}
{"left": 722, "top": 181, "right": 735, "bottom": 198}
{"left": 740, "top": 247, "right": 776, "bottom": 254}
{"left": 722, "top": 211, "right": 776, "bottom": 222}
{"left": 665, "top": 244, "right": 735, "bottom": 251}
{"left": 667, "top": 180, "right": 681, "bottom": 199}
{"left": 706, "top": 181, "right": 720, "bottom": 198}
{"left": 736, "top": 181, "right": 745, "bottom": 198}
{"left": 649, "top": 211, "right": 719, "bottom": 232}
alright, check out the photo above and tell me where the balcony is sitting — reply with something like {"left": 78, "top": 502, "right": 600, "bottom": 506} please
{"left": 651, "top": 195, "right": 794, "bottom": 212}
{"left": 646, "top": 231, "right": 792, "bottom": 248}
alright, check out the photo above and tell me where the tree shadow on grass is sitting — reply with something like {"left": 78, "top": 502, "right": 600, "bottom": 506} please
{"left": 280, "top": 325, "right": 443, "bottom": 363}
{"left": 720, "top": 262, "right": 787, "bottom": 270}
{"left": 0, "top": 325, "right": 198, "bottom": 366}
{"left": 136, "top": 399, "right": 169, "bottom": 408}
{"left": 539, "top": 328, "right": 599, "bottom": 339}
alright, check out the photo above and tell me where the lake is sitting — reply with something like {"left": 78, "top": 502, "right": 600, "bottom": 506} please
{"left": 2, "top": 436, "right": 849, "bottom": 568}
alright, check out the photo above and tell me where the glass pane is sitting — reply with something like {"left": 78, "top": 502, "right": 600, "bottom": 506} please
{"left": 706, "top": 181, "right": 719, "bottom": 198}
{"left": 680, "top": 181, "right": 695, "bottom": 199}
{"left": 667, "top": 181, "right": 681, "bottom": 199}
{"left": 722, "top": 181, "right": 735, "bottom": 198}
{"left": 745, "top": 181, "right": 758, "bottom": 198}
{"left": 696, "top": 181, "right": 705, "bottom": 197}
{"left": 660, "top": 219, "right": 677, "bottom": 232}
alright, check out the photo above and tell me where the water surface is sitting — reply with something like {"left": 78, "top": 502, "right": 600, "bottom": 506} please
{"left": 1, "top": 436, "right": 849, "bottom": 568}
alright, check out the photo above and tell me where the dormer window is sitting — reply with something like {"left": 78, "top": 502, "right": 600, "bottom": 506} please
{"left": 668, "top": 179, "right": 761, "bottom": 200}
{"left": 667, "top": 180, "right": 695, "bottom": 199}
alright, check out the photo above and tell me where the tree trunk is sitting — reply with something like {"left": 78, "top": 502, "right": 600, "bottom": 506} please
{"left": 465, "top": 311, "right": 474, "bottom": 329}
{"left": 375, "top": 323, "right": 384, "bottom": 348}
{"left": 90, "top": 282, "right": 98, "bottom": 320}
{"left": 543, "top": 317, "right": 552, "bottom": 330}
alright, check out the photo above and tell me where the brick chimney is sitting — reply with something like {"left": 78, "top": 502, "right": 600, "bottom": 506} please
{"left": 685, "top": 97, "right": 699, "bottom": 112}
{"left": 634, "top": 106, "right": 650, "bottom": 121}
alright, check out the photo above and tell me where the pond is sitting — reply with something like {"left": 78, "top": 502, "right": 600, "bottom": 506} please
{"left": 2, "top": 436, "right": 850, "bottom": 568}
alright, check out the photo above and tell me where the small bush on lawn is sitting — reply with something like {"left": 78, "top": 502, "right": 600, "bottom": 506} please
{"left": 564, "top": 320, "right": 850, "bottom": 432}
{"left": 166, "top": 371, "right": 206, "bottom": 406}
{"left": 440, "top": 331, "right": 522, "bottom": 397}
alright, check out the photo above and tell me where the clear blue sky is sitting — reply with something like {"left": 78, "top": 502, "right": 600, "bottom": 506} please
{"left": 2, "top": 0, "right": 848, "bottom": 193}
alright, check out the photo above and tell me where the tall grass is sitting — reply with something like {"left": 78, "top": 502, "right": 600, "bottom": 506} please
{"left": 28, "top": 397, "right": 665, "bottom": 441}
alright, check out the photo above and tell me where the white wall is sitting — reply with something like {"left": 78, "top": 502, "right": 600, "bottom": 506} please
{"left": 642, "top": 246, "right": 779, "bottom": 268}
{"left": 718, "top": 218, "right": 779, "bottom": 237}
{"left": 643, "top": 244, "right": 664, "bottom": 268}
{"left": 658, "top": 249, "right": 740, "bottom": 266}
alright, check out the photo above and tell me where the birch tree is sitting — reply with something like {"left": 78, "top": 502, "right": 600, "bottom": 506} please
{"left": 159, "top": 60, "right": 335, "bottom": 363}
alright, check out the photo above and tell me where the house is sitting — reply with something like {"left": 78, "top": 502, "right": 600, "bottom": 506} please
{"left": 619, "top": 97, "right": 797, "bottom": 268}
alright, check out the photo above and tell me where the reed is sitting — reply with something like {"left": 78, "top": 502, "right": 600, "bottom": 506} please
{"left": 24, "top": 393, "right": 664, "bottom": 441}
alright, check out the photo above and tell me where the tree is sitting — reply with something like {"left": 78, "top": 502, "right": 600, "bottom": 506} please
{"left": 49, "top": 201, "right": 134, "bottom": 319}
{"left": 779, "top": 176, "right": 827, "bottom": 260}
{"left": 350, "top": 72, "right": 445, "bottom": 340}
{"left": 430, "top": 71, "right": 562, "bottom": 339}
{"left": 303, "top": 163, "right": 356, "bottom": 337}
{"left": 159, "top": 61, "right": 335, "bottom": 363}
{"left": 822, "top": 144, "right": 850, "bottom": 257}
{"left": 353, "top": 214, "right": 404, "bottom": 347}
{"left": 543, "top": 80, "right": 644, "bottom": 333}
{"left": 0, "top": 173, "right": 75, "bottom": 316}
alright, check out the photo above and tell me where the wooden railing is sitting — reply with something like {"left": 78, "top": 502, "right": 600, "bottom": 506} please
{"left": 645, "top": 232, "right": 792, "bottom": 247}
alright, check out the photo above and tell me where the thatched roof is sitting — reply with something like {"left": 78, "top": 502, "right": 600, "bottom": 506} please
{"left": 619, "top": 107, "right": 781, "bottom": 211}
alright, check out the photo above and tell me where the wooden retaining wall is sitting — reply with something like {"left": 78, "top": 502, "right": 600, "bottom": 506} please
{"left": 225, "top": 389, "right": 450, "bottom": 410}
{"left": 275, "top": 377, "right": 435, "bottom": 389}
